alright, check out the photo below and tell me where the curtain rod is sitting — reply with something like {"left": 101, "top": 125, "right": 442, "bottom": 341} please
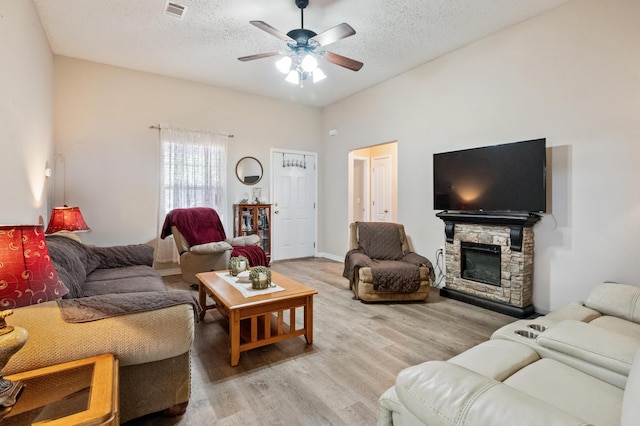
{"left": 148, "top": 124, "right": 234, "bottom": 138}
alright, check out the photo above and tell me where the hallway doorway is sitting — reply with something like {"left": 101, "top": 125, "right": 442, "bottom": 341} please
{"left": 348, "top": 141, "right": 398, "bottom": 224}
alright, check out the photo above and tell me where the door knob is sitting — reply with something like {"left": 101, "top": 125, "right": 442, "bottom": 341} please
{"left": 384, "top": 210, "right": 389, "bottom": 213}
{"left": 274, "top": 210, "right": 279, "bottom": 214}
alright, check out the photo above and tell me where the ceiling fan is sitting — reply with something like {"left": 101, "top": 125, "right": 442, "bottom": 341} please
{"left": 238, "top": 0, "right": 363, "bottom": 85}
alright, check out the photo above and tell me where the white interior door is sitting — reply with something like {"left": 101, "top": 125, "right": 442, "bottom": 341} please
{"left": 271, "top": 150, "right": 317, "bottom": 261}
{"left": 372, "top": 155, "right": 392, "bottom": 222}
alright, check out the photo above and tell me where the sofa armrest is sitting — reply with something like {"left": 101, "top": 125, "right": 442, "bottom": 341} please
{"left": 5, "top": 300, "right": 194, "bottom": 375}
{"left": 190, "top": 240, "right": 233, "bottom": 255}
{"left": 225, "top": 235, "right": 260, "bottom": 246}
{"left": 394, "top": 361, "right": 587, "bottom": 426}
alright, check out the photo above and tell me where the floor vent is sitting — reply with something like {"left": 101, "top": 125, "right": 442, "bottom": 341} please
{"left": 164, "top": 1, "right": 187, "bottom": 19}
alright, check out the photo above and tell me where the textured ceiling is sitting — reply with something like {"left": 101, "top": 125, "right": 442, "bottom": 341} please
{"left": 33, "top": 0, "right": 570, "bottom": 108}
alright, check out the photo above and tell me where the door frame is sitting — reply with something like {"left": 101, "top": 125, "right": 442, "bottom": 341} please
{"left": 269, "top": 148, "right": 318, "bottom": 261}
{"left": 348, "top": 153, "right": 370, "bottom": 223}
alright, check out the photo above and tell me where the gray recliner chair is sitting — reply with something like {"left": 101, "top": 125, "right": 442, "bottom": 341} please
{"left": 161, "top": 207, "right": 264, "bottom": 284}
{"left": 170, "top": 226, "right": 259, "bottom": 284}
{"left": 343, "top": 222, "right": 434, "bottom": 302}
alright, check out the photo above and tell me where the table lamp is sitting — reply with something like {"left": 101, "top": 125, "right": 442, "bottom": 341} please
{"left": 45, "top": 206, "right": 90, "bottom": 234}
{"left": 0, "top": 225, "right": 68, "bottom": 408}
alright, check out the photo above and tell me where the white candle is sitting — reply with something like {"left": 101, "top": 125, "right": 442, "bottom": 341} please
{"left": 259, "top": 272, "right": 267, "bottom": 283}
{"left": 238, "top": 261, "right": 246, "bottom": 271}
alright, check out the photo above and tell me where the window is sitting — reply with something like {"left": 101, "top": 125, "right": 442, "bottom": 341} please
{"left": 156, "top": 126, "right": 229, "bottom": 263}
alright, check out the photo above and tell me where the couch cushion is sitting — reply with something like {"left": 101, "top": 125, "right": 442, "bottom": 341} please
{"left": 449, "top": 340, "right": 540, "bottom": 381}
{"left": 537, "top": 320, "right": 640, "bottom": 376}
{"left": 46, "top": 235, "right": 100, "bottom": 298}
{"left": 586, "top": 282, "right": 640, "bottom": 324}
{"left": 357, "top": 222, "right": 404, "bottom": 260}
{"left": 82, "top": 274, "right": 165, "bottom": 297}
{"left": 395, "top": 361, "right": 586, "bottom": 426}
{"left": 82, "top": 266, "right": 164, "bottom": 297}
{"left": 52, "top": 264, "right": 83, "bottom": 299}
{"left": 504, "top": 358, "right": 623, "bottom": 426}
{"left": 591, "top": 316, "right": 640, "bottom": 341}
{"left": 85, "top": 265, "right": 161, "bottom": 283}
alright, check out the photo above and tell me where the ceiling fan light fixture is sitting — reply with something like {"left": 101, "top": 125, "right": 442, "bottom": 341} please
{"left": 276, "top": 56, "right": 292, "bottom": 74}
{"left": 240, "top": 0, "right": 362, "bottom": 87}
{"left": 300, "top": 54, "right": 318, "bottom": 72}
{"left": 312, "top": 68, "right": 326, "bottom": 83}
{"left": 285, "top": 70, "right": 300, "bottom": 85}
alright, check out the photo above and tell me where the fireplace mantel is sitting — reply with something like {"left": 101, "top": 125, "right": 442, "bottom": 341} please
{"left": 436, "top": 211, "right": 541, "bottom": 251}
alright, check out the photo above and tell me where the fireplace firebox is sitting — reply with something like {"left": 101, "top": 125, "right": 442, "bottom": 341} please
{"left": 461, "top": 242, "right": 501, "bottom": 286}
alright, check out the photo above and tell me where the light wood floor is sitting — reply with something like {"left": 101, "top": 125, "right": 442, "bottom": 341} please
{"left": 126, "top": 257, "right": 514, "bottom": 425}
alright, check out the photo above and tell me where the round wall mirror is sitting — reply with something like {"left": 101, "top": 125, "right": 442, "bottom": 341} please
{"left": 236, "top": 156, "right": 263, "bottom": 185}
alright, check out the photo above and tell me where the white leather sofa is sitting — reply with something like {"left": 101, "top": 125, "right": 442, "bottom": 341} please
{"left": 378, "top": 282, "right": 640, "bottom": 425}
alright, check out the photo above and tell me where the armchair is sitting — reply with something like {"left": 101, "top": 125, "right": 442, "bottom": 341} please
{"left": 343, "top": 222, "right": 434, "bottom": 302}
{"left": 161, "top": 207, "right": 268, "bottom": 284}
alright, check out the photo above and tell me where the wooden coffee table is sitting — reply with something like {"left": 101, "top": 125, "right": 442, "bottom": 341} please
{"left": 196, "top": 270, "right": 318, "bottom": 366}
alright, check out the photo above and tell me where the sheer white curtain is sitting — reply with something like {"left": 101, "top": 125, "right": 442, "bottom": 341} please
{"left": 156, "top": 126, "right": 228, "bottom": 263}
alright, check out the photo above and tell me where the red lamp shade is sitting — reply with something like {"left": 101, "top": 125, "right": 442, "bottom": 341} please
{"left": 0, "top": 225, "right": 68, "bottom": 309}
{"left": 45, "top": 206, "right": 90, "bottom": 234}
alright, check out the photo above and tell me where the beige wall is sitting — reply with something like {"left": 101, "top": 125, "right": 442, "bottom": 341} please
{"left": 320, "top": 0, "right": 640, "bottom": 312}
{"left": 0, "top": 0, "right": 53, "bottom": 225}
{"left": 53, "top": 57, "right": 322, "bottom": 246}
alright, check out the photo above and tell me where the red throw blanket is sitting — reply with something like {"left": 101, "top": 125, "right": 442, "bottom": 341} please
{"left": 232, "top": 246, "right": 269, "bottom": 267}
{"left": 161, "top": 207, "right": 269, "bottom": 267}
{"left": 161, "top": 207, "right": 227, "bottom": 246}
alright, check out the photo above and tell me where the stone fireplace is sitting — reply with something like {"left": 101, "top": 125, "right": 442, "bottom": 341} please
{"left": 436, "top": 212, "right": 540, "bottom": 318}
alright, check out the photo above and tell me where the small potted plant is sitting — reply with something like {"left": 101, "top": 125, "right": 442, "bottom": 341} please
{"left": 249, "top": 266, "right": 271, "bottom": 289}
{"left": 228, "top": 256, "right": 249, "bottom": 276}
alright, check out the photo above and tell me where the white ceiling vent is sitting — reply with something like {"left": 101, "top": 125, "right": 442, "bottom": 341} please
{"left": 164, "top": 1, "right": 187, "bottom": 19}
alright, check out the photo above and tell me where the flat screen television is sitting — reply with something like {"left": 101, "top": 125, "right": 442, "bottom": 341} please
{"left": 433, "top": 138, "right": 546, "bottom": 213}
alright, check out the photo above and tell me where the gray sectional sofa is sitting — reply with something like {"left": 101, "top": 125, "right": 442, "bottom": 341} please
{"left": 5, "top": 234, "right": 197, "bottom": 422}
{"left": 378, "top": 282, "right": 640, "bottom": 425}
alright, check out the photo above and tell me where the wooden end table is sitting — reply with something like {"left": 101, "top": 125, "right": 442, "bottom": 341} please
{"left": 196, "top": 270, "right": 317, "bottom": 366}
{"left": 1, "top": 354, "right": 119, "bottom": 425}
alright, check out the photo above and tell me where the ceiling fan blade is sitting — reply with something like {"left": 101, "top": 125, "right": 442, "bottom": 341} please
{"left": 311, "top": 23, "right": 356, "bottom": 47}
{"left": 250, "top": 21, "right": 292, "bottom": 42}
{"left": 323, "top": 51, "right": 363, "bottom": 71}
{"left": 238, "top": 52, "right": 281, "bottom": 62}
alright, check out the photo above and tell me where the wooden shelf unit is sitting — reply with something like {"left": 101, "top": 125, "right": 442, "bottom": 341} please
{"left": 233, "top": 203, "right": 271, "bottom": 261}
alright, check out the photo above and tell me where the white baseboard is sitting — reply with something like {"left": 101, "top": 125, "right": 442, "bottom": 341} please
{"left": 316, "top": 252, "right": 344, "bottom": 262}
